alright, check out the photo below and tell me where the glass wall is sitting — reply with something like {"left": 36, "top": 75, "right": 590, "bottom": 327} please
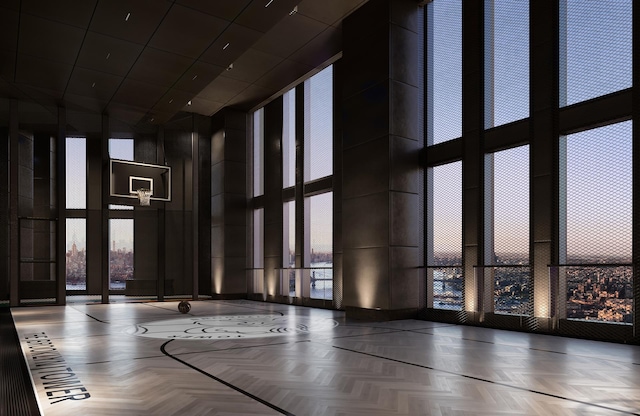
{"left": 65, "top": 137, "right": 86, "bottom": 209}
{"left": 307, "top": 192, "right": 332, "bottom": 300}
{"left": 65, "top": 137, "right": 87, "bottom": 292}
{"left": 560, "top": 0, "right": 632, "bottom": 106}
{"left": 484, "top": 0, "right": 529, "bottom": 128}
{"left": 283, "top": 89, "right": 296, "bottom": 189}
{"left": 109, "top": 219, "right": 133, "bottom": 290}
{"left": 561, "top": 121, "right": 632, "bottom": 323}
{"left": 486, "top": 145, "right": 530, "bottom": 315}
{"left": 304, "top": 66, "right": 333, "bottom": 182}
{"left": 65, "top": 219, "right": 86, "bottom": 291}
{"left": 253, "top": 108, "right": 264, "bottom": 196}
{"left": 428, "top": 162, "right": 463, "bottom": 310}
{"left": 426, "top": 0, "right": 462, "bottom": 145}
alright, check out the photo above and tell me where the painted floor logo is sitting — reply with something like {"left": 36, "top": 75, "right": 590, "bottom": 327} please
{"left": 125, "top": 314, "right": 339, "bottom": 340}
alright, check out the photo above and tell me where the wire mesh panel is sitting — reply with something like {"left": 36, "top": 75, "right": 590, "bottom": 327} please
{"left": 282, "top": 89, "right": 296, "bottom": 189}
{"left": 304, "top": 66, "right": 332, "bottom": 182}
{"left": 561, "top": 121, "right": 632, "bottom": 324}
{"left": 65, "top": 137, "right": 86, "bottom": 209}
{"left": 65, "top": 218, "right": 86, "bottom": 291}
{"left": 484, "top": 0, "right": 529, "bottom": 128}
{"left": 489, "top": 145, "right": 531, "bottom": 315}
{"left": 109, "top": 219, "right": 133, "bottom": 290}
{"left": 426, "top": 0, "right": 462, "bottom": 145}
{"left": 253, "top": 109, "right": 264, "bottom": 197}
{"left": 428, "top": 162, "right": 463, "bottom": 310}
{"left": 307, "top": 192, "right": 332, "bottom": 300}
{"left": 559, "top": 0, "right": 632, "bottom": 107}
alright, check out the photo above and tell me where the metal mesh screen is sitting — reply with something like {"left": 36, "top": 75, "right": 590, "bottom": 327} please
{"left": 489, "top": 145, "right": 531, "bottom": 315}
{"left": 484, "top": 0, "right": 529, "bottom": 128}
{"left": 308, "top": 192, "right": 332, "bottom": 300}
{"left": 429, "top": 162, "right": 463, "bottom": 310}
{"left": 66, "top": 218, "right": 86, "bottom": 291}
{"left": 560, "top": 0, "right": 632, "bottom": 107}
{"left": 561, "top": 121, "right": 632, "bottom": 323}
{"left": 304, "top": 66, "right": 333, "bottom": 182}
{"left": 65, "top": 137, "right": 86, "bottom": 209}
{"left": 426, "top": 0, "right": 462, "bottom": 145}
{"left": 253, "top": 109, "right": 264, "bottom": 196}
{"left": 109, "top": 219, "right": 133, "bottom": 290}
{"left": 283, "top": 89, "right": 296, "bottom": 189}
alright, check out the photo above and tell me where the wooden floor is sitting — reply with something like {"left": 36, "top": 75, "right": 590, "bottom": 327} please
{"left": 11, "top": 300, "right": 640, "bottom": 416}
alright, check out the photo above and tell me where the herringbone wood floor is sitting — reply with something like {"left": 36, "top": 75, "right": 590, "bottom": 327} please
{"left": 11, "top": 300, "right": 640, "bottom": 415}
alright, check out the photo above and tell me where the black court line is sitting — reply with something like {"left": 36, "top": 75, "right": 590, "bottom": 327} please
{"left": 68, "top": 305, "right": 110, "bottom": 324}
{"left": 160, "top": 340, "right": 296, "bottom": 416}
{"left": 408, "top": 327, "right": 640, "bottom": 367}
{"left": 333, "top": 345, "right": 640, "bottom": 416}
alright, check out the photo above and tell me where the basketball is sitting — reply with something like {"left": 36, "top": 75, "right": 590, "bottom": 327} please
{"left": 178, "top": 301, "right": 191, "bottom": 314}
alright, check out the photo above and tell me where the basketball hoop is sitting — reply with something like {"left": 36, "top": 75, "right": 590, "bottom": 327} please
{"left": 135, "top": 188, "right": 152, "bottom": 206}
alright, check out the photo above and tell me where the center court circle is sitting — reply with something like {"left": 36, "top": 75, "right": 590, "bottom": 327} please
{"left": 125, "top": 314, "right": 339, "bottom": 340}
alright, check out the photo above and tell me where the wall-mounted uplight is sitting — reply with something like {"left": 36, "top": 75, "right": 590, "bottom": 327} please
{"left": 223, "top": 42, "right": 230, "bottom": 50}
{"left": 125, "top": 12, "right": 131, "bottom": 21}
{"left": 265, "top": 0, "right": 274, "bottom": 7}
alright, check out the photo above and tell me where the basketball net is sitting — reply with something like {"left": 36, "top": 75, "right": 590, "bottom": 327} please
{"left": 136, "top": 188, "right": 152, "bottom": 206}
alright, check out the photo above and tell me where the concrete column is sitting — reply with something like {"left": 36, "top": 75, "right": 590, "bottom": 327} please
{"left": 461, "top": 0, "right": 484, "bottom": 320}
{"left": 262, "top": 98, "right": 283, "bottom": 301}
{"left": 211, "top": 109, "right": 247, "bottom": 298}
{"left": 342, "top": 0, "right": 420, "bottom": 319}
{"left": 530, "top": 0, "right": 559, "bottom": 328}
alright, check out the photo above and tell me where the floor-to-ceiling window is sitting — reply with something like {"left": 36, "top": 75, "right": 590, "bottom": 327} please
{"left": 427, "top": 161, "right": 463, "bottom": 310}
{"left": 422, "top": 0, "right": 635, "bottom": 341}
{"left": 303, "top": 66, "right": 333, "bottom": 300}
{"left": 560, "top": 121, "right": 632, "bottom": 323}
{"left": 559, "top": 0, "right": 631, "bottom": 107}
{"left": 65, "top": 137, "right": 87, "bottom": 291}
{"left": 486, "top": 145, "right": 530, "bottom": 315}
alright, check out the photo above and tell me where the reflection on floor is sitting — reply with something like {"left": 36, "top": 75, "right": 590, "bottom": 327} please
{"left": 11, "top": 300, "right": 640, "bottom": 416}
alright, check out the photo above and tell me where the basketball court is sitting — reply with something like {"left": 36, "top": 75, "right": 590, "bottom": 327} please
{"left": 11, "top": 299, "right": 640, "bottom": 415}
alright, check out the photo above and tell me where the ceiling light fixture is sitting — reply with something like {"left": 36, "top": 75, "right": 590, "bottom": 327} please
{"left": 106, "top": 52, "right": 111, "bottom": 60}
{"left": 91, "top": 82, "right": 96, "bottom": 88}
{"left": 226, "top": 63, "right": 233, "bottom": 71}
{"left": 265, "top": 0, "right": 274, "bottom": 7}
{"left": 169, "top": 99, "right": 173, "bottom": 104}
{"left": 192, "top": 75, "right": 198, "bottom": 81}
{"left": 187, "top": 100, "right": 192, "bottom": 106}
{"left": 289, "top": 6, "right": 297, "bottom": 15}
{"left": 125, "top": 12, "right": 131, "bottom": 21}
{"left": 223, "top": 42, "right": 230, "bottom": 50}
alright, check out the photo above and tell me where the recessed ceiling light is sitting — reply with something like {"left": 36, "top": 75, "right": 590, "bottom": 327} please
{"left": 265, "top": 0, "right": 274, "bottom": 7}
{"left": 187, "top": 100, "right": 192, "bottom": 106}
{"left": 192, "top": 75, "right": 198, "bottom": 81}
{"left": 223, "top": 42, "right": 230, "bottom": 50}
{"left": 125, "top": 12, "right": 131, "bottom": 21}
{"left": 91, "top": 82, "right": 96, "bottom": 88}
{"left": 106, "top": 52, "right": 111, "bottom": 60}
{"left": 289, "top": 6, "right": 297, "bottom": 15}
{"left": 226, "top": 63, "right": 233, "bottom": 71}
{"left": 169, "top": 99, "right": 173, "bottom": 104}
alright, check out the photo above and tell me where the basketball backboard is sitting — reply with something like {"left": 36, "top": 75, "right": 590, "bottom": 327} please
{"left": 109, "top": 159, "right": 171, "bottom": 204}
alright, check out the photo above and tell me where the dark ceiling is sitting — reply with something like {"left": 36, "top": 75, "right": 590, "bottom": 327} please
{"left": 0, "top": 0, "right": 367, "bottom": 132}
